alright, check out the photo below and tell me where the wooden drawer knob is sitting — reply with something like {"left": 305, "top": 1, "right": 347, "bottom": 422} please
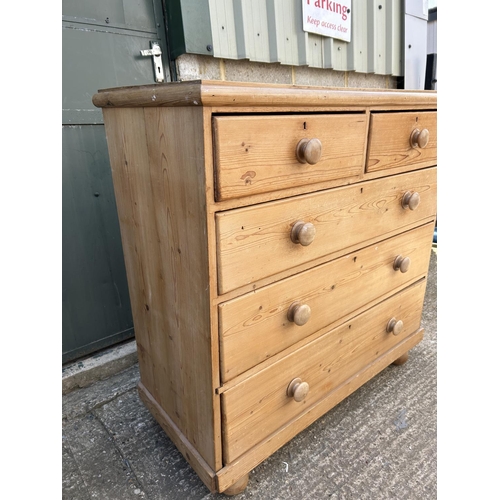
{"left": 393, "top": 255, "right": 411, "bottom": 273}
{"left": 386, "top": 317, "right": 404, "bottom": 336}
{"left": 296, "top": 138, "right": 322, "bottom": 164}
{"left": 401, "top": 191, "right": 420, "bottom": 210}
{"left": 291, "top": 221, "right": 316, "bottom": 246}
{"left": 410, "top": 128, "right": 430, "bottom": 149}
{"left": 287, "top": 377, "right": 310, "bottom": 402}
{"left": 287, "top": 301, "right": 311, "bottom": 326}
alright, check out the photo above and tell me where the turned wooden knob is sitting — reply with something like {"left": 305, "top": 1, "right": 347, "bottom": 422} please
{"left": 296, "top": 138, "right": 322, "bottom": 164}
{"left": 410, "top": 128, "right": 429, "bottom": 149}
{"left": 386, "top": 317, "right": 404, "bottom": 336}
{"left": 393, "top": 255, "right": 411, "bottom": 273}
{"left": 287, "top": 301, "right": 311, "bottom": 326}
{"left": 291, "top": 221, "right": 316, "bottom": 246}
{"left": 401, "top": 191, "right": 420, "bottom": 210}
{"left": 287, "top": 377, "right": 310, "bottom": 402}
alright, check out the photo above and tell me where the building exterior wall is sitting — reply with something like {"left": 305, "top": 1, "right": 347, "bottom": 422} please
{"left": 171, "top": 0, "right": 406, "bottom": 89}
{"left": 175, "top": 53, "right": 397, "bottom": 88}
{"left": 175, "top": 0, "right": 404, "bottom": 74}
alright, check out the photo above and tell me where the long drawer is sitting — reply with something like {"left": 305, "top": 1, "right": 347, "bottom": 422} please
{"left": 367, "top": 111, "right": 437, "bottom": 173}
{"left": 216, "top": 167, "right": 437, "bottom": 294}
{"left": 221, "top": 279, "right": 427, "bottom": 463}
{"left": 219, "top": 222, "right": 434, "bottom": 382}
{"left": 213, "top": 114, "right": 367, "bottom": 201}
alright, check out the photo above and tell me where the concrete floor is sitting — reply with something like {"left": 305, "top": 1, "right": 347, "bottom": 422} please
{"left": 62, "top": 250, "right": 437, "bottom": 500}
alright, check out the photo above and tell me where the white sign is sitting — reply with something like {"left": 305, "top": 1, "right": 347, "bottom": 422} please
{"left": 302, "top": 0, "right": 352, "bottom": 42}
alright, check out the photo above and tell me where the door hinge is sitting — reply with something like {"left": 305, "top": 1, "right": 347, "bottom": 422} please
{"left": 140, "top": 41, "right": 165, "bottom": 83}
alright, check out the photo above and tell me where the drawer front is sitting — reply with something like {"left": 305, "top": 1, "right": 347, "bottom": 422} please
{"left": 213, "top": 114, "right": 367, "bottom": 201}
{"left": 366, "top": 111, "right": 437, "bottom": 173}
{"left": 221, "top": 280, "right": 427, "bottom": 463}
{"left": 216, "top": 167, "right": 437, "bottom": 294}
{"left": 219, "top": 222, "right": 434, "bottom": 382}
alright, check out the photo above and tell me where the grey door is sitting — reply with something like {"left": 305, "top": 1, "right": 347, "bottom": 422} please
{"left": 62, "top": 0, "right": 170, "bottom": 363}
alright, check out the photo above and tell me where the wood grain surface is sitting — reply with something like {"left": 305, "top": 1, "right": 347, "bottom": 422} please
{"left": 95, "top": 81, "right": 437, "bottom": 494}
{"left": 213, "top": 114, "right": 366, "bottom": 200}
{"left": 219, "top": 222, "right": 434, "bottom": 382}
{"left": 216, "top": 167, "right": 437, "bottom": 294}
{"left": 221, "top": 280, "right": 427, "bottom": 463}
{"left": 367, "top": 111, "right": 437, "bottom": 172}
{"left": 103, "top": 106, "right": 220, "bottom": 472}
{"left": 215, "top": 326, "right": 425, "bottom": 492}
{"left": 93, "top": 80, "right": 437, "bottom": 110}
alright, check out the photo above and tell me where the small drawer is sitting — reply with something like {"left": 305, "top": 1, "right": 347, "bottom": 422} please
{"left": 221, "top": 280, "right": 427, "bottom": 463}
{"left": 216, "top": 167, "right": 437, "bottom": 294}
{"left": 213, "top": 114, "right": 367, "bottom": 201}
{"left": 219, "top": 222, "right": 434, "bottom": 382}
{"left": 366, "top": 111, "right": 437, "bottom": 173}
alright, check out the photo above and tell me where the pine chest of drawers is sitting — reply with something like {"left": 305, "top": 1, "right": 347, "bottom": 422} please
{"left": 93, "top": 81, "right": 437, "bottom": 495}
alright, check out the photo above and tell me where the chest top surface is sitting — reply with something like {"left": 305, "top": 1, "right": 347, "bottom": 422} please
{"left": 92, "top": 80, "right": 437, "bottom": 110}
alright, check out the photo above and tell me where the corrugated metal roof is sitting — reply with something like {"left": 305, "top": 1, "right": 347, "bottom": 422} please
{"left": 205, "top": 0, "right": 403, "bottom": 76}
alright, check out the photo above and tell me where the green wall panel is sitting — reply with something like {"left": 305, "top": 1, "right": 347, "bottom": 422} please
{"left": 62, "top": 21, "right": 168, "bottom": 124}
{"left": 62, "top": 125, "right": 134, "bottom": 363}
{"left": 62, "top": 0, "right": 169, "bottom": 363}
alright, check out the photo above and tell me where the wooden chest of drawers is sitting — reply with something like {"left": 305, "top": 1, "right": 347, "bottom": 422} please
{"left": 93, "top": 81, "right": 437, "bottom": 495}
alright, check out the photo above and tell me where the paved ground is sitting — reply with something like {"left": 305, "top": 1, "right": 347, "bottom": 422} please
{"left": 62, "top": 250, "right": 437, "bottom": 500}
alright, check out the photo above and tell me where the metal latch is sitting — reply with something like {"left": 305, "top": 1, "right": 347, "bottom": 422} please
{"left": 140, "top": 41, "right": 165, "bottom": 83}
